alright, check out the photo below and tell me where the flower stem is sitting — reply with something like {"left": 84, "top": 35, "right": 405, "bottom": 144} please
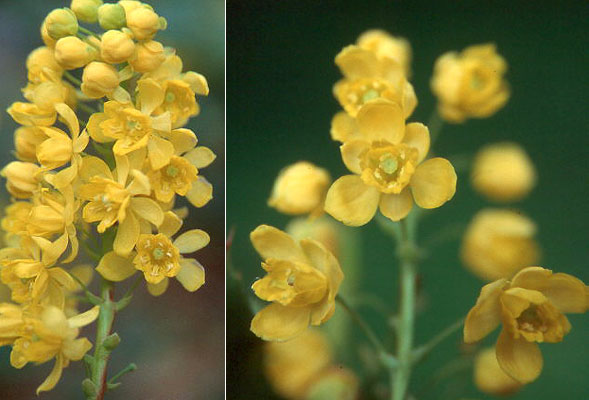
{"left": 412, "top": 317, "right": 464, "bottom": 364}
{"left": 90, "top": 278, "right": 116, "bottom": 400}
{"left": 427, "top": 109, "right": 444, "bottom": 149}
{"left": 336, "top": 295, "right": 397, "bottom": 369}
{"left": 64, "top": 71, "right": 82, "bottom": 86}
{"left": 392, "top": 218, "right": 418, "bottom": 400}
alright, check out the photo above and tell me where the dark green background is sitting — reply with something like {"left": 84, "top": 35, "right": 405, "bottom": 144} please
{"left": 0, "top": 0, "right": 224, "bottom": 399}
{"left": 227, "top": 1, "right": 589, "bottom": 399}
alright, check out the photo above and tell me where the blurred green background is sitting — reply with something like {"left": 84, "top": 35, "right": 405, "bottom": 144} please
{"left": 227, "top": 0, "right": 588, "bottom": 399}
{"left": 0, "top": 0, "right": 224, "bottom": 399}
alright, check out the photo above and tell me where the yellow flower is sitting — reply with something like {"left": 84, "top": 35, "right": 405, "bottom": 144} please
{"left": 464, "top": 266, "right": 588, "bottom": 383}
{"left": 461, "top": 209, "right": 540, "bottom": 281}
{"left": 0, "top": 303, "right": 24, "bottom": 346}
{"left": 78, "top": 155, "right": 163, "bottom": 256}
{"left": 10, "top": 305, "right": 98, "bottom": 394}
{"left": 431, "top": 43, "right": 510, "bottom": 123}
{"left": 474, "top": 347, "right": 522, "bottom": 395}
{"left": 264, "top": 329, "right": 332, "bottom": 399}
{"left": 1, "top": 161, "right": 42, "bottom": 199}
{"left": 126, "top": 6, "right": 163, "bottom": 40}
{"left": 14, "top": 126, "right": 49, "bottom": 163}
{"left": 26, "top": 47, "right": 63, "bottom": 84}
{"left": 44, "top": 8, "right": 79, "bottom": 40}
{"left": 95, "top": 211, "right": 208, "bottom": 294}
{"left": 334, "top": 45, "right": 416, "bottom": 119}
{"left": 286, "top": 217, "right": 339, "bottom": 259}
{"left": 81, "top": 61, "right": 120, "bottom": 99}
{"left": 71, "top": 0, "right": 102, "bottom": 23}
{"left": 97, "top": 3, "right": 127, "bottom": 30}
{"left": 250, "top": 225, "right": 344, "bottom": 341}
{"left": 268, "top": 162, "right": 331, "bottom": 217}
{"left": 142, "top": 54, "right": 209, "bottom": 128}
{"left": 356, "top": 30, "right": 412, "bottom": 77}
{"left": 305, "top": 367, "right": 359, "bottom": 400}
{"left": 129, "top": 40, "right": 166, "bottom": 73}
{"left": 471, "top": 142, "right": 536, "bottom": 202}
{"left": 100, "top": 29, "right": 135, "bottom": 64}
{"left": 325, "top": 99, "right": 456, "bottom": 226}
{"left": 53, "top": 36, "right": 98, "bottom": 70}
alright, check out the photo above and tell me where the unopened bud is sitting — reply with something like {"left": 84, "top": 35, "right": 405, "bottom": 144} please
{"left": 101, "top": 30, "right": 135, "bottom": 64}
{"left": 81, "top": 61, "right": 120, "bottom": 98}
{"left": 97, "top": 3, "right": 126, "bottom": 30}
{"left": 54, "top": 36, "right": 97, "bottom": 69}
{"left": 71, "top": 0, "right": 103, "bottom": 23}
{"left": 129, "top": 40, "right": 165, "bottom": 73}
{"left": 126, "top": 7, "right": 160, "bottom": 40}
{"left": 1, "top": 161, "right": 42, "bottom": 199}
{"left": 44, "top": 8, "right": 78, "bottom": 40}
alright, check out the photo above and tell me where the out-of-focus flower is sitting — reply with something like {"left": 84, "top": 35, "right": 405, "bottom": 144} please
{"left": 431, "top": 44, "right": 509, "bottom": 123}
{"left": 1, "top": 161, "right": 42, "bottom": 199}
{"left": 264, "top": 329, "right": 332, "bottom": 399}
{"left": 26, "top": 47, "right": 63, "bottom": 84}
{"left": 471, "top": 142, "right": 536, "bottom": 202}
{"left": 268, "top": 162, "right": 331, "bottom": 217}
{"left": 70, "top": 0, "right": 103, "bottom": 23}
{"left": 305, "top": 367, "right": 359, "bottom": 400}
{"left": 325, "top": 99, "right": 456, "bottom": 226}
{"left": 97, "top": 3, "right": 127, "bottom": 30}
{"left": 250, "top": 225, "right": 344, "bottom": 341}
{"left": 357, "top": 29, "right": 411, "bottom": 77}
{"left": 286, "top": 217, "right": 339, "bottom": 258}
{"left": 464, "top": 267, "right": 588, "bottom": 383}
{"left": 474, "top": 347, "right": 522, "bottom": 395}
{"left": 461, "top": 209, "right": 540, "bottom": 281}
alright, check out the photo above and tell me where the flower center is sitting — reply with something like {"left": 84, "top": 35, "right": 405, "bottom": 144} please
{"left": 517, "top": 306, "right": 547, "bottom": 333}
{"left": 166, "top": 165, "right": 179, "bottom": 178}
{"left": 362, "top": 89, "right": 380, "bottom": 103}
{"left": 152, "top": 247, "right": 165, "bottom": 260}
{"left": 165, "top": 91, "right": 176, "bottom": 103}
{"left": 379, "top": 153, "right": 398, "bottom": 175}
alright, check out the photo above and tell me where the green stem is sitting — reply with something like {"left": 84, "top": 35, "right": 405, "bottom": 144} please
{"left": 79, "top": 26, "right": 101, "bottom": 38}
{"left": 64, "top": 71, "right": 82, "bottom": 86}
{"left": 412, "top": 317, "right": 464, "bottom": 364}
{"left": 336, "top": 295, "right": 397, "bottom": 369}
{"left": 392, "top": 218, "right": 418, "bottom": 400}
{"left": 77, "top": 102, "right": 99, "bottom": 115}
{"left": 90, "top": 279, "right": 116, "bottom": 400}
{"left": 427, "top": 109, "right": 444, "bottom": 149}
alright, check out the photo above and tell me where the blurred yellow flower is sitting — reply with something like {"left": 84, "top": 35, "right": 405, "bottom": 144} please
{"left": 357, "top": 29, "right": 412, "bottom": 77}
{"left": 70, "top": 0, "right": 102, "bottom": 24}
{"left": 464, "top": 267, "right": 588, "bottom": 383}
{"left": 264, "top": 329, "right": 332, "bottom": 399}
{"left": 474, "top": 347, "right": 522, "bottom": 395}
{"left": 250, "top": 225, "right": 344, "bottom": 341}
{"left": 306, "top": 367, "right": 359, "bottom": 400}
{"left": 1, "top": 161, "right": 42, "bottom": 199}
{"left": 26, "top": 47, "right": 63, "bottom": 84}
{"left": 286, "top": 217, "right": 340, "bottom": 259}
{"left": 461, "top": 209, "right": 540, "bottom": 281}
{"left": 431, "top": 43, "right": 509, "bottom": 123}
{"left": 268, "top": 161, "right": 331, "bottom": 217}
{"left": 325, "top": 99, "right": 456, "bottom": 226}
{"left": 471, "top": 142, "right": 536, "bottom": 202}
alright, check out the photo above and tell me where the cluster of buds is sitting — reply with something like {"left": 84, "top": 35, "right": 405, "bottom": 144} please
{"left": 0, "top": 0, "right": 213, "bottom": 393}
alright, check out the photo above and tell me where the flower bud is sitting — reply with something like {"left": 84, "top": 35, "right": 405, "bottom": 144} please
{"left": 44, "top": 8, "right": 79, "bottom": 40}
{"left": 54, "top": 36, "right": 97, "bottom": 69}
{"left": 461, "top": 209, "right": 540, "bottom": 281}
{"left": 32, "top": 82, "right": 68, "bottom": 111}
{"left": 126, "top": 7, "right": 161, "bottom": 40}
{"left": 40, "top": 21, "right": 57, "bottom": 47}
{"left": 26, "top": 47, "right": 63, "bottom": 83}
{"left": 100, "top": 30, "right": 135, "bottom": 63}
{"left": 118, "top": 0, "right": 143, "bottom": 14}
{"left": 71, "top": 0, "right": 103, "bottom": 23}
{"left": 286, "top": 217, "right": 339, "bottom": 258}
{"left": 268, "top": 161, "right": 331, "bottom": 216}
{"left": 357, "top": 30, "right": 412, "bottom": 77}
{"left": 129, "top": 40, "right": 165, "bottom": 73}
{"left": 97, "top": 3, "right": 126, "bottom": 30}
{"left": 14, "top": 127, "right": 48, "bottom": 162}
{"left": 471, "top": 142, "right": 536, "bottom": 202}
{"left": 81, "top": 62, "right": 120, "bottom": 98}
{"left": 36, "top": 133, "right": 73, "bottom": 170}
{"left": 474, "top": 347, "right": 522, "bottom": 395}
{"left": 306, "top": 367, "right": 359, "bottom": 400}
{"left": 1, "top": 161, "right": 42, "bottom": 199}
{"left": 28, "top": 203, "right": 66, "bottom": 236}
{"left": 7, "top": 102, "right": 56, "bottom": 127}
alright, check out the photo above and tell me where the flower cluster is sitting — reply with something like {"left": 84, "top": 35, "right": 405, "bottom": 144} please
{"left": 0, "top": 0, "right": 213, "bottom": 393}
{"left": 326, "top": 31, "right": 457, "bottom": 225}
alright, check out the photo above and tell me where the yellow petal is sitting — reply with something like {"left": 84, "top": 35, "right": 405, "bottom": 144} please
{"left": 324, "top": 175, "right": 380, "bottom": 226}
{"left": 330, "top": 111, "right": 359, "bottom": 143}
{"left": 68, "top": 306, "right": 99, "bottom": 328}
{"left": 80, "top": 155, "right": 113, "bottom": 181}
{"left": 474, "top": 346, "right": 522, "bottom": 396}
{"left": 173, "top": 229, "right": 210, "bottom": 253}
{"left": 511, "top": 267, "right": 587, "bottom": 313}
{"left": 109, "top": 86, "right": 131, "bottom": 103}
{"left": 130, "top": 197, "right": 164, "bottom": 227}
{"left": 137, "top": 78, "right": 165, "bottom": 115}
{"left": 411, "top": 157, "right": 457, "bottom": 209}
{"left": 464, "top": 278, "right": 508, "bottom": 343}
{"left": 147, "top": 277, "right": 169, "bottom": 296}
{"left": 96, "top": 251, "right": 136, "bottom": 282}
{"left": 379, "top": 188, "right": 413, "bottom": 222}
{"left": 176, "top": 258, "right": 205, "bottom": 292}
{"left": 186, "top": 176, "right": 213, "bottom": 207}
{"left": 113, "top": 212, "right": 140, "bottom": 256}
{"left": 127, "top": 169, "right": 151, "bottom": 196}
{"left": 36, "top": 355, "right": 65, "bottom": 394}
{"left": 54, "top": 103, "right": 79, "bottom": 137}
{"left": 250, "top": 225, "right": 306, "bottom": 263}
{"left": 335, "top": 45, "right": 380, "bottom": 79}
{"left": 340, "top": 140, "right": 369, "bottom": 174}
{"left": 87, "top": 113, "right": 112, "bottom": 143}
{"left": 496, "top": 329, "right": 543, "bottom": 383}
{"left": 53, "top": 165, "right": 78, "bottom": 188}
{"left": 147, "top": 135, "right": 174, "bottom": 170}
{"left": 160, "top": 211, "right": 183, "bottom": 237}
{"left": 168, "top": 128, "right": 197, "bottom": 155}
{"left": 251, "top": 303, "right": 311, "bottom": 342}
{"left": 184, "top": 146, "right": 216, "bottom": 169}
{"left": 403, "top": 123, "right": 430, "bottom": 163}
{"left": 62, "top": 337, "right": 92, "bottom": 361}
{"left": 356, "top": 99, "right": 405, "bottom": 144}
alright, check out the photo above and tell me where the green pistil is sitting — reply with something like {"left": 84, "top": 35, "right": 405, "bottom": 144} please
{"left": 166, "top": 165, "right": 179, "bottom": 177}
{"left": 362, "top": 89, "right": 379, "bottom": 103}
{"left": 152, "top": 248, "right": 165, "bottom": 260}
{"left": 165, "top": 91, "right": 176, "bottom": 103}
{"left": 380, "top": 156, "right": 398, "bottom": 175}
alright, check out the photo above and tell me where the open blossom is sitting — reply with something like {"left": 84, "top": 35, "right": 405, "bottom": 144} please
{"left": 471, "top": 142, "right": 536, "bottom": 202}
{"left": 356, "top": 30, "right": 412, "bottom": 77}
{"left": 464, "top": 267, "right": 588, "bottom": 383}
{"left": 431, "top": 43, "right": 510, "bottom": 123}
{"left": 268, "top": 161, "right": 331, "bottom": 217}
{"left": 250, "top": 225, "right": 344, "bottom": 342}
{"left": 325, "top": 99, "right": 456, "bottom": 226}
